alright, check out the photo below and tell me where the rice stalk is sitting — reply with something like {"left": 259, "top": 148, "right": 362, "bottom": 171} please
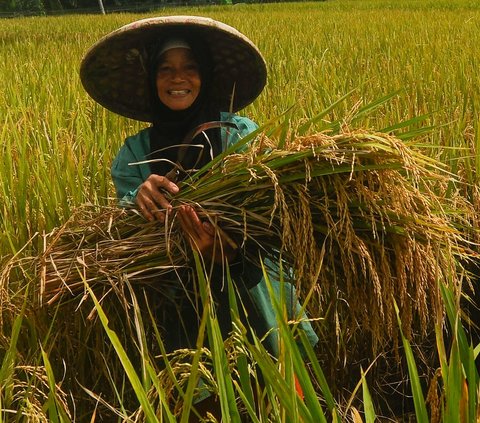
{"left": 0, "top": 364, "right": 72, "bottom": 423}
{"left": 9, "top": 130, "right": 470, "bottom": 352}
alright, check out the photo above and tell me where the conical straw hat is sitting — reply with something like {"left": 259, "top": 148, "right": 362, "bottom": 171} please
{"left": 80, "top": 15, "right": 267, "bottom": 122}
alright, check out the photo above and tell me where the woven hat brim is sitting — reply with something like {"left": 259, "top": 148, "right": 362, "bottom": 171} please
{"left": 80, "top": 16, "right": 267, "bottom": 122}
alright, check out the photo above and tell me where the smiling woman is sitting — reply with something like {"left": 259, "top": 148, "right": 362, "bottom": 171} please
{"left": 79, "top": 15, "right": 318, "bottom": 421}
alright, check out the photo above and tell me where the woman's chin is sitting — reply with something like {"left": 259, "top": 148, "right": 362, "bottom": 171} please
{"left": 160, "top": 92, "right": 198, "bottom": 111}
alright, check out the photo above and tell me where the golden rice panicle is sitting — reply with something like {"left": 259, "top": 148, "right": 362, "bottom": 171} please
{"left": 274, "top": 131, "right": 461, "bottom": 350}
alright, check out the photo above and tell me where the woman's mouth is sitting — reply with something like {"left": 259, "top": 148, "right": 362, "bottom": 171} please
{"left": 168, "top": 89, "right": 190, "bottom": 96}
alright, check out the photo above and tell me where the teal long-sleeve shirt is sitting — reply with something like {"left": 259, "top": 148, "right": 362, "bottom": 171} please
{"left": 111, "top": 112, "right": 257, "bottom": 204}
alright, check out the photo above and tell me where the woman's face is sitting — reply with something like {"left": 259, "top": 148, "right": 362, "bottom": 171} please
{"left": 156, "top": 48, "right": 201, "bottom": 111}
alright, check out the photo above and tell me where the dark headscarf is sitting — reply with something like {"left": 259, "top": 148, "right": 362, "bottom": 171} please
{"left": 147, "top": 35, "right": 222, "bottom": 179}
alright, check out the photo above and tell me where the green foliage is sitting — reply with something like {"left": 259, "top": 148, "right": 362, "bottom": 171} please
{"left": 439, "top": 283, "right": 479, "bottom": 422}
{"left": 88, "top": 286, "right": 160, "bottom": 422}
{"left": 0, "top": 0, "right": 324, "bottom": 14}
{"left": 1, "top": 1, "right": 479, "bottom": 257}
{"left": 394, "top": 301, "right": 430, "bottom": 423}
{"left": 0, "top": 0, "right": 43, "bottom": 13}
{"left": 0, "top": 1, "right": 480, "bottom": 421}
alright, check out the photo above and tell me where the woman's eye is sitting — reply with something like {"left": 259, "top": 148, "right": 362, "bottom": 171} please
{"left": 157, "top": 66, "right": 171, "bottom": 75}
{"left": 185, "top": 63, "right": 199, "bottom": 72}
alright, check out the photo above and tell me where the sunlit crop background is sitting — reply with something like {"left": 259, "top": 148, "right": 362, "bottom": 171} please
{"left": 2, "top": 0, "right": 479, "bottom": 256}
{"left": 1, "top": 0, "right": 480, "bottom": 420}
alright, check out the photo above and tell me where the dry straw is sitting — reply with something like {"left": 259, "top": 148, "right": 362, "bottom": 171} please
{"left": 35, "top": 130, "right": 466, "bottom": 349}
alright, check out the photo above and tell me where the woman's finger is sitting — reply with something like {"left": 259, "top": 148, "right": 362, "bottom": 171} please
{"left": 136, "top": 174, "right": 179, "bottom": 221}
{"left": 178, "top": 206, "right": 203, "bottom": 238}
{"left": 150, "top": 175, "right": 179, "bottom": 210}
{"left": 202, "top": 221, "right": 215, "bottom": 237}
{"left": 177, "top": 206, "right": 239, "bottom": 263}
{"left": 137, "top": 202, "right": 155, "bottom": 221}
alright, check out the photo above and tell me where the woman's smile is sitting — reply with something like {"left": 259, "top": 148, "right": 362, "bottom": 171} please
{"left": 169, "top": 89, "right": 190, "bottom": 95}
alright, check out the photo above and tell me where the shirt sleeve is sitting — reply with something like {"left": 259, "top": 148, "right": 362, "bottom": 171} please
{"left": 220, "top": 113, "right": 259, "bottom": 151}
{"left": 111, "top": 130, "right": 151, "bottom": 205}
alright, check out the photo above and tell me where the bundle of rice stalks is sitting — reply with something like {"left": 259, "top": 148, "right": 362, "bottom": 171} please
{"left": 38, "top": 206, "right": 192, "bottom": 305}
{"left": 36, "top": 130, "right": 467, "bottom": 349}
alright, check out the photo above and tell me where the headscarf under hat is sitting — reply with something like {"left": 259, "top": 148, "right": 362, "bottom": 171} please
{"left": 147, "top": 36, "right": 222, "bottom": 178}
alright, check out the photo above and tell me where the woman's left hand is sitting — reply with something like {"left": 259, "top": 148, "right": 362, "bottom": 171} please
{"left": 177, "top": 205, "right": 237, "bottom": 264}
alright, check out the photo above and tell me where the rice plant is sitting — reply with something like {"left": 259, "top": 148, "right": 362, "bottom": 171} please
{"left": 1, "top": 0, "right": 480, "bottom": 421}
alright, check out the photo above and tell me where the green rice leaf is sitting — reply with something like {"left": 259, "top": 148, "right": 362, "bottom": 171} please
{"left": 86, "top": 285, "right": 159, "bottom": 423}
{"left": 298, "top": 331, "right": 340, "bottom": 421}
{"left": 380, "top": 112, "right": 433, "bottom": 134}
{"left": 260, "top": 262, "right": 329, "bottom": 423}
{"left": 440, "top": 282, "right": 479, "bottom": 422}
{"left": 394, "top": 301, "right": 429, "bottom": 423}
{"left": 226, "top": 269, "right": 256, "bottom": 408}
{"left": 445, "top": 338, "right": 462, "bottom": 422}
{"left": 0, "top": 313, "right": 23, "bottom": 408}
{"left": 40, "top": 347, "right": 71, "bottom": 423}
{"left": 351, "top": 89, "right": 404, "bottom": 124}
{"left": 194, "top": 253, "right": 241, "bottom": 423}
{"left": 361, "top": 367, "right": 376, "bottom": 423}
{"left": 297, "top": 88, "right": 357, "bottom": 135}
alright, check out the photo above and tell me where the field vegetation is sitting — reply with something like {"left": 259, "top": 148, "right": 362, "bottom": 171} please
{"left": 1, "top": 0, "right": 480, "bottom": 421}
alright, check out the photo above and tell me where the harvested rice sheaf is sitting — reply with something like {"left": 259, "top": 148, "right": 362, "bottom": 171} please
{"left": 39, "top": 131, "right": 466, "bottom": 347}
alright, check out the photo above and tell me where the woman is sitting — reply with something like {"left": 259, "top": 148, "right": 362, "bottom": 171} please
{"left": 81, "top": 15, "right": 318, "bottom": 418}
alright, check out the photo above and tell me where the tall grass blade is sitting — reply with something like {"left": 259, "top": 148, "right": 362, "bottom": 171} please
{"left": 40, "top": 347, "right": 71, "bottom": 422}
{"left": 189, "top": 252, "right": 241, "bottom": 423}
{"left": 351, "top": 89, "right": 403, "bottom": 124}
{"left": 0, "top": 313, "right": 23, "bottom": 409}
{"left": 445, "top": 338, "right": 463, "bottom": 422}
{"left": 143, "top": 361, "right": 177, "bottom": 423}
{"left": 225, "top": 269, "right": 256, "bottom": 409}
{"left": 86, "top": 284, "right": 159, "bottom": 423}
{"left": 360, "top": 367, "right": 376, "bottom": 423}
{"left": 394, "top": 301, "right": 429, "bottom": 423}
{"left": 297, "top": 88, "right": 356, "bottom": 135}
{"left": 440, "top": 282, "right": 479, "bottom": 422}
{"left": 0, "top": 281, "right": 30, "bottom": 417}
{"left": 380, "top": 112, "right": 433, "bottom": 134}
{"left": 179, "top": 306, "right": 209, "bottom": 423}
{"left": 298, "top": 331, "right": 341, "bottom": 421}
{"left": 440, "top": 283, "right": 478, "bottom": 379}
{"left": 259, "top": 262, "right": 329, "bottom": 423}
{"left": 144, "top": 301, "right": 183, "bottom": 423}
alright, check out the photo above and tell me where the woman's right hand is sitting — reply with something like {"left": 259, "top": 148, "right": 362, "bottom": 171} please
{"left": 136, "top": 174, "right": 179, "bottom": 222}
{"left": 177, "top": 205, "right": 238, "bottom": 264}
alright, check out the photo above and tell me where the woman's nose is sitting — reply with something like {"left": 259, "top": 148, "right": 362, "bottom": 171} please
{"left": 171, "top": 69, "right": 186, "bottom": 82}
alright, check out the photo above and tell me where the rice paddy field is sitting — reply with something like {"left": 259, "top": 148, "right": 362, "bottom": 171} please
{"left": 1, "top": 0, "right": 480, "bottom": 421}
